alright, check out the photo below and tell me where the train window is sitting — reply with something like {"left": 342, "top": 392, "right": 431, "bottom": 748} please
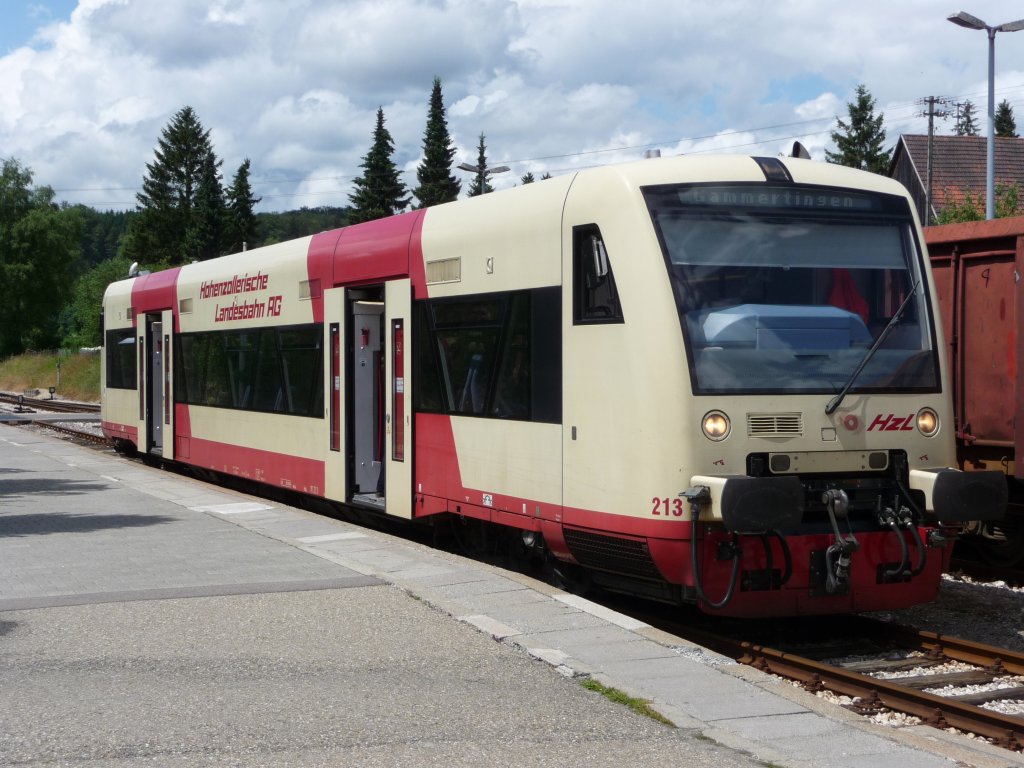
{"left": 573, "top": 225, "right": 623, "bottom": 325}
{"left": 174, "top": 324, "right": 324, "bottom": 417}
{"left": 492, "top": 295, "right": 531, "bottom": 419}
{"left": 437, "top": 326, "right": 501, "bottom": 415}
{"left": 251, "top": 330, "right": 284, "bottom": 412}
{"left": 413, "top": 302, "right": 444, "bottom": 411}
{"left": 644, "top": 182, "right": 940, "bottom": 395}
{"left": 105, "top": 329, "right": 137, "bottom": 389}
{"left": 279, "top": 326, "right": 324, "bottom": 417}
{"left": 413, "top": 287, "right": 561, "bottom": 423}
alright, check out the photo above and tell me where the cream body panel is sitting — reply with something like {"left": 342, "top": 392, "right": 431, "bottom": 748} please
{"left": 560, "top": 162, "right": 700, "bottom": 519}
{"left": 176, "top": 237, "right": 315, "bottom": 332}
{"left": 419, "top": 176, "right": 573, "bottom": 298}
{"left": 102, "top": 389, "right": 138, "bottom": 433}
{"left": 685, "top": 392, "right": 957, "bottom": 522}
{"left": 100, "top": 278, "right": 139, "bottom": 434}
{"left": 102, "top": 278, "right": 136, "bottom": 329}
{"left": 450, "top": 418, "right": 562, "bottom": 505}
{"left": 555, "top": 155, "right": 954, "bottom": 522}
{"left": 186, "top": 405, "right": 324, "bottom": 460}
{"left": 685, "top": 393, "right": 956, "bottom": 476}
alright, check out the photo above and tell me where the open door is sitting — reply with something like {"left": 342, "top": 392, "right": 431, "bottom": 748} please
{"left": 349, "top": 294, "right": 384, "bottom": 505}
{"left": 145, "top": 314, "right": 164, "bottom": 454}
{"left": 324, "top": 287, "right": 346, "bottom": 502}
{"left": 385, "top": 279, "right": 412, "bottom": 519}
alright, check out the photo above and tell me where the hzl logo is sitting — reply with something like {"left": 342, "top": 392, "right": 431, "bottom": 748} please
{"left": 867, "top": 413, "right": 915, "bottom": 432}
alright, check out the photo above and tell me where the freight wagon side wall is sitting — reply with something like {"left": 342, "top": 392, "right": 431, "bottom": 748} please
{"left": 925, "top": 217, "right": 1024, "bottom": 479}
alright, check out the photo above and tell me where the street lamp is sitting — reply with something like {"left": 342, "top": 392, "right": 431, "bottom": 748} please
{"left": 948, "top": 11, "right": 1024, "bottom": 220}
{"left": 457, "top": 162, "right": 510, "bottom": 194}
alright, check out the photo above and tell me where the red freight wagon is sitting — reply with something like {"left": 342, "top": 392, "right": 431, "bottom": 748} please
{"left": 926, "top": 217, "right": 1024, "bottom": 565}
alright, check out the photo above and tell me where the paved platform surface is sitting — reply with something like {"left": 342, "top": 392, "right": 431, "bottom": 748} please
{"left": 1, "top": 425, "right": 1021, "bottom": 768}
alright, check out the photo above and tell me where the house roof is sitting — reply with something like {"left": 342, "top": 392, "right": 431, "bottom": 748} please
{"left": 892, "top": 134, "right": 1024, "bottom": 210}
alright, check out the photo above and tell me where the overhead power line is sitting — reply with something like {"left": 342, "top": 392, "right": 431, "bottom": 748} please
{"left": 49, "top": 81, "right": 1024, "bottom": 204}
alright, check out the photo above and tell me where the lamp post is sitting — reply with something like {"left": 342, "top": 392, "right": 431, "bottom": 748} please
{"left": 457, "top": 162, "right": 510, "bottom": 195}
{"left": 948, "top": 11, "right": 1024, "bottom": 220}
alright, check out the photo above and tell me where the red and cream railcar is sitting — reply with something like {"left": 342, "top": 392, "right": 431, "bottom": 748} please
{"left": 102, "top": 154, "right": 1005, "bottom": 617}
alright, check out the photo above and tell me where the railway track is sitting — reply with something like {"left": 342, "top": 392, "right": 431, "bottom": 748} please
{"left": 27, "top": 421, "right": 111, "bottom": 446}
{"left": 0, "top": 391, "right": 107, "bottom": 446}
{"left": 0, "top": 391, "right": 101, "bottom": 414}
{"left": 661, "top": 614, "right": 1024, "bottom": 751}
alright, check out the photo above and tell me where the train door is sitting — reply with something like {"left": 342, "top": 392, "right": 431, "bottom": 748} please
{"left": 349, "top": 296, "right": 384, "bottom": 505}
{"left": 144, "top": 312, "right": 171, "bottom": 456}
{"left": 384, "top": 279, "right": 412, "bottom": 519}
{"left": 324, "top": 287, "right": 346, "bottom": 502}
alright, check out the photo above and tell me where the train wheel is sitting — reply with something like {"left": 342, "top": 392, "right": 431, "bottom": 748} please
{"left": 545, "top": 556, "right": 591, "bottom": 596}
{"left": 977, "top": 518, "right": 1024, "bottom": 568}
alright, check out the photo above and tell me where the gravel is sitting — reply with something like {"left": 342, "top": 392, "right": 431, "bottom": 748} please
{"left": 807, "top": 571, "right": 1024, "bottom": 733}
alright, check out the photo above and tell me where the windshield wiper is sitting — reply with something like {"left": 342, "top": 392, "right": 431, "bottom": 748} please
{"left": 824, "top": 280, "right": 921, "bottom": 415}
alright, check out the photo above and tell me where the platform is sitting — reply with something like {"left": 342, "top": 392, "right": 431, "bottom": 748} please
{"left": 0, "top": 425, "right": 1019, "bottom": 767}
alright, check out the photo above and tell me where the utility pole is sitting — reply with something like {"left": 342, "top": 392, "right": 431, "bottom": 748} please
{"left": 917, "top": 96, "right": 952, "bottom": 225}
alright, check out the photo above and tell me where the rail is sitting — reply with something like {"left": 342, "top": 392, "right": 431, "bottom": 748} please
{"left": 676, "top": 617, "right": 1024, "bottom": 751}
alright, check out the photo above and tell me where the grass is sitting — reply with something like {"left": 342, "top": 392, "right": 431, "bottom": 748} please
{"left": 0, "top": 351, "right": 101, "bottom": 403}
{"left": 580, "top": 678, "right": 675, "bottom": 726}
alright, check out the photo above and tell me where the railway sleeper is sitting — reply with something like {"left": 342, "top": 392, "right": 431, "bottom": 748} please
{"left": 893, "top": 669, "right": 1000, "bottom": 689}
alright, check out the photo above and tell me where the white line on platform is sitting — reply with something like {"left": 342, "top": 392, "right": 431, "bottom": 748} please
{"left": 555, "top": 594, "right": 649, "bottom": 630}
{"left": 297, "top": 532, "right": 369, "bottom": 543}
{"left": 190, "top": 502, "right": 274, "bottom": 515}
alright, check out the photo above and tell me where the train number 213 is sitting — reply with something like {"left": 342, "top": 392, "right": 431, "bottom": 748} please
{"left": 651, "top": 497, "right": 684, "bottom": 516}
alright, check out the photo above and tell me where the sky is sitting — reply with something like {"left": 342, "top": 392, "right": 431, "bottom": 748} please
{"left": 4, "top": 0, "right": 1024, "bottom": 213}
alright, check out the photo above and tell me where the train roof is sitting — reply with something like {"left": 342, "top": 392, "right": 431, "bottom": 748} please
{"left": 103, "top": 154, "right": 914, "bottom": 320}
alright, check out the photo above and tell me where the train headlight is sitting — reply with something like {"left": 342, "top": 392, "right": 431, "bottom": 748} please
{"left": 916, "top": 407, "right": 939, "bottom": 437}
{"left": 702, "top": 410, "right": 731, "bottom": 441}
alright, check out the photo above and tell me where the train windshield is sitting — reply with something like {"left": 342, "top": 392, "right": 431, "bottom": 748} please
{"left": 644, "top": 183, "right": 939, "bottom": 395}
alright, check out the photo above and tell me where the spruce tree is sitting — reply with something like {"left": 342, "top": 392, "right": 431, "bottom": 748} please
{"left": 225, "top": 159, "right": 261, "bottom": 252}
{"left": 413, "top": 77, "right": 460, "bottom": 207}
{"left": 995, "top": 99, "right": 1018, "bottom": 138}
{"left": 123, "top": 106, "right": 220, "bottom": 266}
{"left": 349, "top": 108, "right": 410, "bottom": 223}
{"left": 466, "top": 134, "right": 495, "bottom": 197}
{"left": 825, "top": 84, "right": 892, "bottom": 173}
{"left": 955, "top": 100, "right": 979, "bottom": 136}
{"left": 520, "top": 172, "right": 535, "bottom": 185}
{"left": 183, "top": 152, "right": 225, "bottom": 262}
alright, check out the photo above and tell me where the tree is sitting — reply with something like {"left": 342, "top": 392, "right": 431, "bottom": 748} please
{"left": 413, "top": 77, "right": 461, "bottom": 207}
{"left": 466, "top": 134, "right": 496, "bottom": 197}
{"left": 520, "top": 172, "right": 535, "bottom": 185}
{"left": 825, "top": 84, "right": 892, "bottom": 173}
{"left": 349, "top": 108, "right": 409, "bottom": 223}
{"left": 182, "top": 151, "right": 225, "bottom": 262}
{"left": 995, "top": 99, "right": 1018, "bottom": 138}
{"left": 256, "top": 206, "right": 348, "bottom": 245}
{"left": 224, "top": 159, "right": 261, "bottom": 253}
{"left": 122, "top": 106, "right": 221, "bottom": 267}
{"left": 61, "top": 256, "right": 133, "bottom": 349}
{"left": 0, "top": 158, "right": 81, "bottom": 356}
{"left": 954, "top": 100, "right": 979, "bottom": 136}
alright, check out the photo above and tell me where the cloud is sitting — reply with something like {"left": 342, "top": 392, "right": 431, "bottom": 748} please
{"left": 4, "top": 0, "right": 1024, "bottom": 211}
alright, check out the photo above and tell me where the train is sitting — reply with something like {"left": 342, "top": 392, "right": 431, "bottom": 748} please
{"left": 101, "top": 153, "right": 1007, "bottom": 618}
{"left": 926, "top": 217, "right": 1024, "bottom": 567}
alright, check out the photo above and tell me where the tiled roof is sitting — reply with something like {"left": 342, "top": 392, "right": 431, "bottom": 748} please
{"left": 893, "top": 134, "right": 1024, "bottom": 210}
